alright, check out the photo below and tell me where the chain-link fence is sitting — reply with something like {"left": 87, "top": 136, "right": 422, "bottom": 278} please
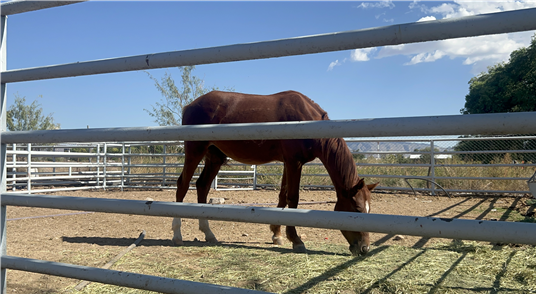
{"left": 5, "top": 136, "right": 536, "bottom": 196}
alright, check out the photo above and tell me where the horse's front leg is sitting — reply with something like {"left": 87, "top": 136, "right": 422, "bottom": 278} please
{"left": 285, "top": 161, "right": 306, "bottom": 253}
{"left": 199, "top": 219, "right": 217, "bottom": 243}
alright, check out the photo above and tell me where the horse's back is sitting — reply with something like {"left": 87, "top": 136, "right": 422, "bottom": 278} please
{"left": 182, "top": 91, "right": 329, "bottom": 125}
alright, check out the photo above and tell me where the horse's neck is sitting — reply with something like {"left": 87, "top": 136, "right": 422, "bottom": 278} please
{"left": 316, "top": 138, "right": 359, "bottom": 192}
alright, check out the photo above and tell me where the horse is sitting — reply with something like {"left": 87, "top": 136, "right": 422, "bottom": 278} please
{"left": 173, "top": 90, "right": 378, "bottom": 256}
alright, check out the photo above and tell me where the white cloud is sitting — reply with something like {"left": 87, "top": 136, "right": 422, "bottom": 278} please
{"left": 327, "top": 60, "right": 342, "bottom": 71}
{"left": 375, "top": 12, "right": 385, "bottom": 19}
{"left": 351, "top": 48, "right": 377, "bottom": 62}
{"left": 357, "top": 0, "right": 394, "bottom": 9}
{"left": 377, "top": 33, "right": 531, "bottom": 73}
{"left": 374, "top": 11, "right": 394, "bottom": 22}
{"left": 417, "top": 16, "right": 436, "bottom": 22}
{"left": 352, "top": 0, "right": 536, "bottom": 74}
{"left": 409, "top": 1, "right": 428, "bottom": 13}
{"left": 405, "top": 50, "right": 445, "bottom": 65}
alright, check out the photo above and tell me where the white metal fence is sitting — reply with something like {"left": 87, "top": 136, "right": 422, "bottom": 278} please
{"left": 5, "top": 136, "right": 535, "bottom": 196}
{"left": 1, "top": 2, "right": 536, "bottom": 294}
{"left": 5, "top": 141, "right": 257, "bottom": 194}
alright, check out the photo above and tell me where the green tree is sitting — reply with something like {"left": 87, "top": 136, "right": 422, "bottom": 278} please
{"left": 7, "top": 94, "right": 60, "bottom": 131}
{"left": 456, "top": 34, "right": 535, "bottom": 163}
{"left": 145, "top": 66, "right": 233, "bottom": 126}
{"left": 454, "top": 135, "right": 536, "bottom": 164}
{"left": 461, "top": 34, "right": 535, "bottom": 114}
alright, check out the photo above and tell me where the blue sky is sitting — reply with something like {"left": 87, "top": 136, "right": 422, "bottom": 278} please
{"left": 4, "top": 1, "right": 536, "bottom": 130}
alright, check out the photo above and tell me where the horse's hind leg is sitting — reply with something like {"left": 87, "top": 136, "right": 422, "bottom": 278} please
{"left": 195, "top": 146, "right": 227, "bottom": 243}
{"left": 270, "top": 165, "right": 288, "bottom": 245}
{"left": 173, "top": 141, "right": 209, "bottom": 246}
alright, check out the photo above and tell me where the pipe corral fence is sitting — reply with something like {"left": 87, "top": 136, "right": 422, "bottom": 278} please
{"left": 1, "top": 2, "right": 536, "bottom": 293}
{"left": 4, "top": 137, "right": 536, "bottom": 196}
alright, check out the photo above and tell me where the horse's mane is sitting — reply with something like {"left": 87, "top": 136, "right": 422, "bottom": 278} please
{"left": 298, "top": 92, "right": 330, "bottom": 121}
{"left": 318, "top": 137, "right": 358, "bottom": 191}
{"left": 275, "top": 90, "right": 330, "bottom": 121}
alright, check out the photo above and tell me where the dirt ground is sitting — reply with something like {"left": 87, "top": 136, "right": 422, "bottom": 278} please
{"left": 4, "top": 188, "right": 536, "bottom": 293}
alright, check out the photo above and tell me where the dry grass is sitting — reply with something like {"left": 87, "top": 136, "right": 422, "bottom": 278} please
{"left": 75, "top": 240, "right": 536, "bottom": 294}
{"left": 256, "top": 155, "right": 534, "bottom": 193}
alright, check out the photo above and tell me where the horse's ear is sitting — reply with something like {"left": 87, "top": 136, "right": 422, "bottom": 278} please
{"left": 348, "top": 178, "right": 365, "bottom": 198}
{"left": 367, "top": 182, "right": 379, "bottom": 191}
{"left": 356, "top": 178, "right": 365, "bottom": 189}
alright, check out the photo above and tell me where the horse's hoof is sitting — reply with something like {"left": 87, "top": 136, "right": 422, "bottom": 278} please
{"left": 350, "top": 244, "right": 369, "bottom": 256}
{"left": 272, "top": 237, "right": 284, "bottom": 245}
{"left": 206, "top": 236, "right": 219, "bottom": 243}
{"left": 292, "top": 244, "right": 307, "bottom": 253}
{"left": 172, "top": 238, "right": 184, "bottom": 246}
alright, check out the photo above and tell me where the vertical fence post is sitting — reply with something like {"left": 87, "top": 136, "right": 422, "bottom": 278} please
{"left": 121, "top": 143, "right": 125, "bottom": 192}
{"left": 89, "top": 145, "right": 92, "bottom": 178}
{"left": 103, "top": 142, "right": 107, "bottom": 190}
{"left": 162, "top": 144, "right": 167, "bottom": 188}
{"left": 52, "top": 150, "right": 56, "bottom": 175}
{"left": 430, "top": 140, "right": 436, "bottom": 196}
{"left": 27, "top": 143, "right": 32, "bottom": 194}
{"left": 211, "top": 174, "right": 217, "bottom": 190}
{"left": 68, "top": 148, "right": 72, "bottom": 177}
{"left": 11, "top": 144, "right": 16, "bottom": 192}
{"left": 253, "top": 165, "right": 257, "bottom": 190}
{"left": 1, "top": 13, "right": 7, "bottom": 294}
{"left": 376, "top": 141, "right": 380, "bottom": 159}
{"left": 127, "top": 144, "right": 131, "bottom": 186}
{"left": 96, "top": 144, "right": 100, "bottom": 187}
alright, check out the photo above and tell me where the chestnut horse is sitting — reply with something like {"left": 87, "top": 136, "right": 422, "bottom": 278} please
{"left": 173, "top": 90, "right": 378, "bottom": 256}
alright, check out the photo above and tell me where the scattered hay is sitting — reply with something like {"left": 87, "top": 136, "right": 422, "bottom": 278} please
{"left": 79, "top": 240, "right": 536, "bottom": 294}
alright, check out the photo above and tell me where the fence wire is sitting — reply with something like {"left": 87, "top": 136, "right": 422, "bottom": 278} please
{"left": 5, "top": 136, "right": 536, "bottom": 196}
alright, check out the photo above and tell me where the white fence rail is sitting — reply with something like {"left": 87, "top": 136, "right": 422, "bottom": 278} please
{"left": 1, "top": 2, "right": 536, "bottom": 294}
{"left": 3, "top": 112, "right": 536, "bottom": 144}
{"left": 3, "top": 7, "right": 536, "bottom": 83}
{"left": 4, "top": 194, "right": 536, "bottom": 246}
{"left": 5, "top": 137, "right": 535, "bottom": 195}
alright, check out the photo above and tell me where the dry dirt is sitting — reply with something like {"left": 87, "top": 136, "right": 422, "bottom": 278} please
{"left": 4, "top": 188, "right": 536, "bottom": 293}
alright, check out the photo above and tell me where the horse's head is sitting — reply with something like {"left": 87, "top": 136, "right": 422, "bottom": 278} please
{"left": 335, "top": 178, "right": 379, "bottom": 256}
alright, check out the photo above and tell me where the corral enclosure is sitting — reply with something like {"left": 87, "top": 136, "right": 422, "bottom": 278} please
{"left": 1, "top": 2, "right": 536, "bottom": 294}
{"left": 4, "top": 136, "right": 536, "bottom": 195}
{"left": 5, "top": 189, "right": 536, "bottom": 293}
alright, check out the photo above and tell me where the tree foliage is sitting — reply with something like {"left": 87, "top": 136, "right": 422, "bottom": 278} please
{"left": 145, "top": 66, "right": 233, "bottom": 126}
{"left": 461, "top": 34, "right": 536, "bottom": 114}
{"left": 456, "top": 34, "right": 536, "bottom": 163}
{"left": 6, "top": 94, "right": 60, "bottom": 131}
{"left": 454, "top": 135, "right": 536, "bottom": 164}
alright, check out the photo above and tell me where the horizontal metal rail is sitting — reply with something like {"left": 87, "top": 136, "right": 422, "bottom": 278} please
{"left": 6, "top": 137, "right": 533, "bottom": 195}
{"left": 354, "top": 150, "right": 536, "bottom": 155}
{"left": 3, "top": 112, "right": 536, "bottom": 144}
{"left": 9, "top": 150, "right": 95, "bottom": 157}
{"left": 260, "top": 172, "right": 532, "bottom": 182}
{"left": 0, "top": 1, "right": 85, "bottom": 16}
{"left": 259, "top": 183, "right": 530, "bottom": 195}
{"left": 1, "top": 256, "right": 266, "bottom": 294}
{"left": 2, "top": 8, "right": 536, "bottom": 83}
{"left": 346, "top": 136, "right": 536, "bottom": 143}
{"left": 2, "top": 194, "right": 535, "bottom": 245}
